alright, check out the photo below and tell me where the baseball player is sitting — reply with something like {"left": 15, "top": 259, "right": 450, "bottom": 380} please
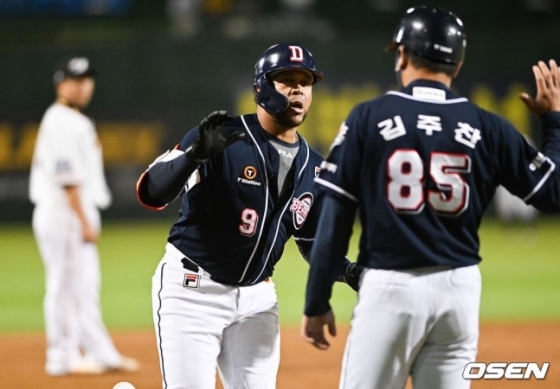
{"left": 30, "top": 57, "right": 139, "bottom": 376}
{"left": 301, "top": 6, "right": 560, "bottom": 389}
{"left": 137, "top": 43, "right": 360, "bottom": 389}
{"left": 494, "top": 184, "right": 539, "bottom": 224}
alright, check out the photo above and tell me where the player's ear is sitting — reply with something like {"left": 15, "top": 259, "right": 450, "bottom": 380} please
{"left": 452, "top": 62, "right": 463, "bottom": 79}
{"left": 395, "top": 46, "right": 408, "bottom": 71}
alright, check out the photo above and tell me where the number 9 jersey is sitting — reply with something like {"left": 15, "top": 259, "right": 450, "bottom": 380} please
{"left": 316, "top": 79, "right": 560, "bottom": 270}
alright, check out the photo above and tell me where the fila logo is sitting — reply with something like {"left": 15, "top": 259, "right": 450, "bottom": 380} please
{"left": 278, "top": 148, "right": 294, "bottom": 159}
{"left": 314, "top": 166, "right": 321, "bottom": 177}
{"left": 288, "top": 46, "right": 304, "bottom": 62}
{"left": 183, "top": 273, "right": 200, "bottom": 289}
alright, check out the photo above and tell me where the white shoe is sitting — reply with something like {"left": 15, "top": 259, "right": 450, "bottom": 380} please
{"left": 108, "top": 356, "right": 140, "bottom": 372}
{"left": 71, "top": 359, "right": 107, "bottom": 375}
{"left": 46, "top": 359, "right": 107, "bottom": 376}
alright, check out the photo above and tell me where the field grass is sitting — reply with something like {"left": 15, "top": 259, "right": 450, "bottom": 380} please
{"left": 0, "top": 217, "right": 559, "bottom": 333}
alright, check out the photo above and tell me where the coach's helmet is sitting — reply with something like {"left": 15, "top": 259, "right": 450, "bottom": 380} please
{"left": 386, "top": 6, "right": 466, "bottom": 65}
{"left": 253, "top": 43, "right": 323, "bottom": 115}
{"left": 54, "top": 56, "right": 95, "bottom": 84}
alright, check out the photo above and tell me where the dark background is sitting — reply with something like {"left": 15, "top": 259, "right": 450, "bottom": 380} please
{"left": 1, "top": 0, "right": 558, "bottom": 221}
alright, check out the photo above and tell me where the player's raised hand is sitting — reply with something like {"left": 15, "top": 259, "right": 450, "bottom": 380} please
{"left": 186, "top": 110, "right": 245, "bottom": 162}
{"left": 301, "top": 310, "right": 337, "bottom": 350}
{"left": 519, "top": 59, "right": 560, "bottom": 116}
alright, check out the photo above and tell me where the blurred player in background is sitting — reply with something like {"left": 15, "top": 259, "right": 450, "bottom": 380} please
{"left": 29, "top": 57, "right": 139, "bottom": 376}
{"left": 301, "top": 6, "right": 560, "bottom": 389}
{"left": 137, "top": 43, "right": 360, "bottom": 389}
{"left": 494, "top": 131, "right": 539, "bottom": 225}
{"left": 494, "top": 185, "right": 539, "bottom": 225}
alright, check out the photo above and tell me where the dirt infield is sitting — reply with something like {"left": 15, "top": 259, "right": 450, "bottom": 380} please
{"left": 1, "top": 322, "right": 558, "bottom": 389}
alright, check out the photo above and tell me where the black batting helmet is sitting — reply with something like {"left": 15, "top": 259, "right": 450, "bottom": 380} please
{"left": 386, "top": 6, "right": 466, "bottom": 65}
{"left": 253, "top": 43, "right": 323, "bottom": 115}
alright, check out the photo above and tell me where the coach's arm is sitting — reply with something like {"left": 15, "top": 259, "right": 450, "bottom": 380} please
{"left": 294, "top": 190, "right": 362, "bottom": 292}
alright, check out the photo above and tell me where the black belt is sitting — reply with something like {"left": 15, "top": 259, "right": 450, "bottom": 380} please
{"left": 181, "top": 258, "right": 199, "bottom": 273}
{"left": 181, "top": 257, "right": 236, "bottom": 285}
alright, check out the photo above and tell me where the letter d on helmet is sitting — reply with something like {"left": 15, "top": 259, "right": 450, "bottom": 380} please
{"left": 253, "top": 43, "right": 323, "bottom": 115}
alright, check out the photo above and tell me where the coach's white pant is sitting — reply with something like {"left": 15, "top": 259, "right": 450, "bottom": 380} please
{"left": 152, "top": 243, "right": 280, "bottom": 389}
{"left": 32, "top": 203, "right": 122, "bottom": 375}
{"left": 340, "top": 265, "right": 481, "bottom": 389}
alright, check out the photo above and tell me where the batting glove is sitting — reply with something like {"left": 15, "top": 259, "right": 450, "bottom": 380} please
{"left": 343, "top": 262, "right": 364, "bottom": 292}
{"left": 185, "top": 110, "right": 245, "bottom": 162}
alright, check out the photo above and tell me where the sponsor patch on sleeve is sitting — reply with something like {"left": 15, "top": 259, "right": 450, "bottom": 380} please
{"left": 315, "top": 166, "right": 321, "bottom": 177}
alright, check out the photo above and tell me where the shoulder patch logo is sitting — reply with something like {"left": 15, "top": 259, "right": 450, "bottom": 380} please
{"left": 290, "top": 192, "right": 313, "bottom": 229}
{"left": 243, "top": 166, "right": 257, "bottom": 180}
{"left": 329, "top": 122, "right": 349, "bottom": 150}
{"left": 315, "top": 166, "right": 321, "bottom": 177}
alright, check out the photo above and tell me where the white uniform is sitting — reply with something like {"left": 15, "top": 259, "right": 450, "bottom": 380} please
{"left": 494, "top": 185, "right": 538, "bottom": 224}
{"left": 152, "top": 243, "right": 280, "bottom": 389}
{"left": 30, "top": 102, "right": 123, "bottom": 375}
{"left": 340, "top": 266, "right": 481, "bottom": 389}
{"left": 493, "top": 134, "right": 538, "bottom": 224}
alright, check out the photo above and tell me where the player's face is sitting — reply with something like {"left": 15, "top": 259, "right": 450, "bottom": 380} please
{"left": 57, "top": 76, "right": 95, "bottom": 108}
{"left": 270, "top": 69, "right": 313, "bottom": 128}
{"left": 73, "top": 76, "right": 95, "bottom": 108}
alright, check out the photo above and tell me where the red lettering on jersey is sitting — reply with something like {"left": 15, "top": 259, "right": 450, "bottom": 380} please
{"left": 288, "top": 46, "right": 304, "bottom": 62}
{"left": 291, "top": 192, "right": 313, "bottom": 229}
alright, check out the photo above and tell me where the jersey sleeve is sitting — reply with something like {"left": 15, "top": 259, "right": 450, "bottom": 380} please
{"left": 294, "top": 173, "right": 355, "bottom": 284}
{"left": 314, "top": 105, "right": 365, "bottom": 204}
{"left": 293, "top": 188, "right": 324, "bottom": 263}
{"left": 304, "top": 195, "right": 357, "bottom": 316}
{"left": 522, "top": 112, "right": 560, "bottom": 211}
{"left": 136, "top": 126, "right": 209, "bottom": 209}
{"left": 49, "top": 119, "right": 87, "bottom": 187}
{"left": 493, "top": 111, "right": 560, "bottom": 211}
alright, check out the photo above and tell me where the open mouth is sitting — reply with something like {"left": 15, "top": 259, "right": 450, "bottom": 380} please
{"left": 290, "top": 101, "right": 304, "bottom": 110}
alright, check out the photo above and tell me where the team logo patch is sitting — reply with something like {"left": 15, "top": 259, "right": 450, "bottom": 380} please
{"left": 314, "top": 166, "right": 321, "bottom": 177}
{"left": 183, "top": 273, "right": 200, "bottom": 289}
{"left": 290, "top": 192, "right": 313, "bottom": 229}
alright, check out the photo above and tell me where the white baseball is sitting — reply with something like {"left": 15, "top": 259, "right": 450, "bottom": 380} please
{"left": 112, "top": 382, "right": 136, "bottom": 389}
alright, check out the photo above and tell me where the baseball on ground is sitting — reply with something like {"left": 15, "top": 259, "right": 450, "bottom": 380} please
{"left": 112, "top": 382, "right": 136, "bottom": 389}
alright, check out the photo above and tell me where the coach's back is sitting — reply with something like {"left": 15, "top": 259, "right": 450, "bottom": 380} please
{"left": 318, "top": 79, "right": 557, "bottom": 270}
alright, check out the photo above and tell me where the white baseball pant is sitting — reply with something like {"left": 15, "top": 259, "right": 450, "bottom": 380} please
{"left": 33, "top": 203, "right": 122, "bottom": 375}
{"left": 339, "top": 265, "right": 481, "bottom": 389}
{"left": 152, "top": 243, "right": 280, "bottom": 389}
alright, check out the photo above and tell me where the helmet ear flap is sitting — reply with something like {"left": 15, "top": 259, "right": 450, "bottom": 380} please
{"left": 253, "top": 76, "right": 290, "bottom": 115}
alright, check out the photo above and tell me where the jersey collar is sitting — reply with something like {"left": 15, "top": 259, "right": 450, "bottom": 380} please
{"left": 241, "top": 113, "right": 310, "bottom": 179}
{"left": 399, "top": 79, "right": 462, "bottom": 101}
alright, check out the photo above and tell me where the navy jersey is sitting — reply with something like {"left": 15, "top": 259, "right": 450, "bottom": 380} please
{"left": 138, "top": 114, "right": 324, "bottom": 285}
{"left": 317, "top": 79, "right": 560, "bottom": 270}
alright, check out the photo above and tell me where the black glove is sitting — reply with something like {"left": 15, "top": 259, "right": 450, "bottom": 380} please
{"left": 185, "top": 110, "right": 245, "bottom": 162}
{"left": 343, "top": 262, "right": 364, "bottom": 292}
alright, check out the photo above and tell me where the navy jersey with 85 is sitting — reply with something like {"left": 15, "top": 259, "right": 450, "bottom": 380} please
{"left": 317, "top": 79, "right": 560, "bottom": 270}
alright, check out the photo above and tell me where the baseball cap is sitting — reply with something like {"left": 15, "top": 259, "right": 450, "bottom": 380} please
{"left": 53, "top": 56, "right": 95, "bottom": 83}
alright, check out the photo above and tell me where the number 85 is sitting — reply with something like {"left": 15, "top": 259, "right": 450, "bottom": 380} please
{"left": 387, "top": 149, "right": 471, "bottom": 216}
